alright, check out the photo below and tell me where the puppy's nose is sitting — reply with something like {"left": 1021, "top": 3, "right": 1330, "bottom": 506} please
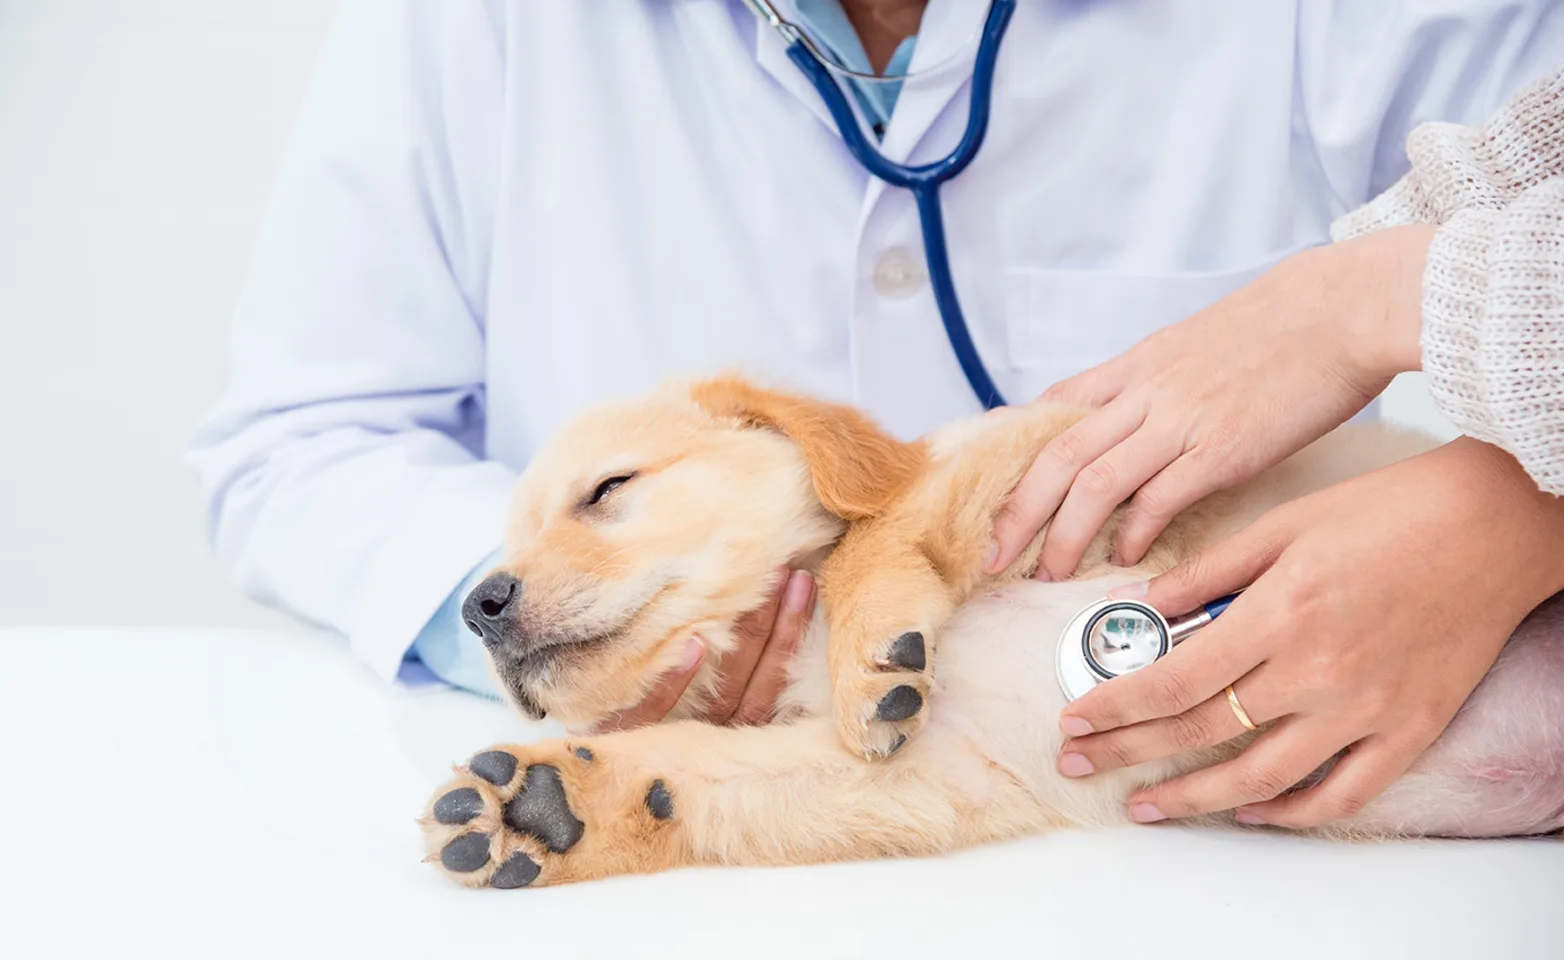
{"left": 462, "top": 572, "right": 520, "bottom": 647}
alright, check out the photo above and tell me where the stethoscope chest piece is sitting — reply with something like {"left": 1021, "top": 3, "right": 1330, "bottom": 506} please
{"left": 1056, "top": 599, "right": 1171, "bottom": 702}
{"left": 1056, "top": 593, "right": 1236, "bottom": 702}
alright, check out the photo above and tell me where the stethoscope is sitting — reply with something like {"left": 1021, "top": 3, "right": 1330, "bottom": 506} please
{"left": 1056, "top": 593, "right": 1241, "bottom": 701}
{"left": 746, "top": 0, "right": 1018, "bottom": 410}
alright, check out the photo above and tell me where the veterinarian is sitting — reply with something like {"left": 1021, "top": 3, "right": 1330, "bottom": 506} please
{"left": 192, "top": 1, "right": 1564, "bottom": 821}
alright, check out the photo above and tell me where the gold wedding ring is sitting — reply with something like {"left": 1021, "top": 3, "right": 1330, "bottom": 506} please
{"left": 1226, "top": 684, "right": 1257, "bottom": 731}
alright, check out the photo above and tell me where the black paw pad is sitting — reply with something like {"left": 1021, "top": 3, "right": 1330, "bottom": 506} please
{"left": 469, "top": 750, "right": 518, "bottom": 786}
{"left": 884, "top": 632, "right": 926, "bottom": 671}
{"left": 433, "top": 787, "right": 484, "bottom": 825}
{"left": 440, "top": 834, "right": 491, "bottom": 873}
{"left": 572, "top": 746, "right": 594, "bottom": 762}
{"left": 876, "top": 685, "right": 923, "bottom": 722}
{"left": 489, "top": 852, "right": 541, "bottom": 889}
{"left": 503, "top": 765, "right": 585, "bottom": 853}
{"left": 645, "top": 780, "right": 674, "bottom": 820}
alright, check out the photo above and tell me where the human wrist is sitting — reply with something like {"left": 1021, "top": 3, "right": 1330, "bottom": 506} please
{"left": 1444, "top": 437, "right": 1564, "bottom": 601}
{"left": 1331, "top": 224, "right": 1435, "bottom": 383}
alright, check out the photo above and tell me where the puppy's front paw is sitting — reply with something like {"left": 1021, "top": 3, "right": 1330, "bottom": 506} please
{"left": 420, "top": 741, "right": 683, "bottom": 889}
{"left": 831, "top": 629, "right": 932, "bottom": 760}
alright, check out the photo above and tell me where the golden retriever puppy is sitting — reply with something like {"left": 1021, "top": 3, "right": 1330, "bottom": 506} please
{"left": 420, "top": 376, "right": 1564, "bottom": 890}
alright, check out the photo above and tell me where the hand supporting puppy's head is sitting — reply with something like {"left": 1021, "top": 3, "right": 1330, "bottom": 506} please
{"left": 467, "top": 376, "right": 924, "bottom": 727}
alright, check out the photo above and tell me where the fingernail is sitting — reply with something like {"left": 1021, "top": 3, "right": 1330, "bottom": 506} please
{"left": 1108, "top": 580, "right": 1148, "bottom": 600}
{"left": 983, "top": 539, "right": 999, "bottom": 572}
{"left": 783, "top": 569, "right": 814, "bottom": 612}
{"left": 1034, "top": 566, "right": 1054, "bottom": 583}
{"left": 680, "top": 637, "right": 706, "bottom": 670}
{"left": 1235, "top": 809, "right": 1266, "bottom": 826}
{"left": 1057, "top": 753, "right": 1094, "bottom": 777}
{"left": 1129, "top": 802, "right": 1166, "bottom": 823}
{"left": 1060, "top": 715, "right": 1093, "bottom": 737}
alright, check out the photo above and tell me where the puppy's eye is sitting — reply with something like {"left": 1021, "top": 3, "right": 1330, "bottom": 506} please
{"left": 586, "top": 473, "right": 636, "bottom": 507}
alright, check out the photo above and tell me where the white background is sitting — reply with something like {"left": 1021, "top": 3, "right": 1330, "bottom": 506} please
{"left": 0, "top": 0, "right": 1457, "bottom": 630}
{"left": 0, "top": 0, "right": 335, "bottom": 628}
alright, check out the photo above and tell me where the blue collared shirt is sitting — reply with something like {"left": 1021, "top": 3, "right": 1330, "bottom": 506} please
{"left": 795, "top": 0, "right": 917, "bottom": 134}
{"left": 407, "top": 2, "right": 917, "bottom": 697}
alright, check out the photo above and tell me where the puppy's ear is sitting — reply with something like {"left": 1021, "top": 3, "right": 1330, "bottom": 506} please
{"left": 690, "top": 376, "right": 925, "bottom": 520}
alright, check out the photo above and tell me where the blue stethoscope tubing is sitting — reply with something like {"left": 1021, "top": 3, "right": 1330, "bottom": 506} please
{"left": 780, "top": 0, "right": 1018, "bottom": 410}
{"left": 1201, "top": 593, "right": 1238, "bottom": 621}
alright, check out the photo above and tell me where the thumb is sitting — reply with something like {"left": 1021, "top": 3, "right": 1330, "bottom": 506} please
{"left": 1111, "top": 521, "right": 1287, "bottom": 616}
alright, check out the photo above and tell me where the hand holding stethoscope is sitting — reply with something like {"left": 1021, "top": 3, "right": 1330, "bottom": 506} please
{"left": 1048, "top": 439, "right": 1563, "bottom": 831}
{"left": 999, "top": 222, "right": 1564, "bottom": 831}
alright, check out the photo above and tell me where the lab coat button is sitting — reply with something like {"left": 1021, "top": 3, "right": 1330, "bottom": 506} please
{"left": 872, "top": 248, "right": 926, "bottom": 299}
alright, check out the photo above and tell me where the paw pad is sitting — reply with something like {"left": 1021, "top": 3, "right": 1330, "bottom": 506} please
{"left": 469, "top": 750, "right": 518, "bottom": 786}
{"left": 875, "top": 685, "right": 923, "bottom": 722}
{"left": 502, "top": 764, "right": 585, "bottom": 853}
{"left": 490, "top": 852, "right": 541, "bottom": 889}
{"left": 440, "top": 833, "right": 491, "bottom": 873}
{"left": 883, "top": 632, "right": 926, "bottom": 671}
{"left": 645, "top": 780, "right": 674, "bottom": 820}
{"left": 433, "top": 787, "right": 484, "bottom": 825}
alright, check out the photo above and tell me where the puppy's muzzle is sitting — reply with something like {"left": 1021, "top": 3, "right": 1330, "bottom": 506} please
{"left": 463, "top": 572, "right": 522, "bottom": 649}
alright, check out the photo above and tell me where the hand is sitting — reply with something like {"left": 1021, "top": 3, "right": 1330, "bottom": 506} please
{"left": 988, "top": 225, "right": 1435, "bottom": 581}
{"left": 583, "top": 568, "right": 816, "bottom": 734}
{"left": 1054, "top": 439, "right": 1564, "bottom": 828}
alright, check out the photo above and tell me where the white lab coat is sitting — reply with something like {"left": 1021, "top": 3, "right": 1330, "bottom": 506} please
{"left": 190, "top": 0, "right": 1564, "bottom": 680}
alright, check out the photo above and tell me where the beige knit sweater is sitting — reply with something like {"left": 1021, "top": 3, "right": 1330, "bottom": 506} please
{"left": 1333, "top": 68, "right": 1564, "bottom": 496}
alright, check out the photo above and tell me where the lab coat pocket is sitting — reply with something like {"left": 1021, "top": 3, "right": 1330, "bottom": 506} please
{"left": 1002, "top": 257, "right": 1288, "bottom": 389}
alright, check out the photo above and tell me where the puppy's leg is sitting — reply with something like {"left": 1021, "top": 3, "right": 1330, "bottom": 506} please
{"left": 421, "top": 718, "right": 1040, "bottom": 889}
{"left": 819, "top": 530, "right": 959, "bottom": 759}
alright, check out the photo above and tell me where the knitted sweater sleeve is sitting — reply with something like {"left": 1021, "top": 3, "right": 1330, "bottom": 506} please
{"left": 1331, "top": 68, "right": 1564, "bottom": 495}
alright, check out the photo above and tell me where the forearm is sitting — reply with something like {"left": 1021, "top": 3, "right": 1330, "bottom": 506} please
{"left": 1326, "top": 67, "right": 1564, "bottom": 496}
{"left": 189, "top": 0, "right": 516, "bottom": 676}
{"left": 1324, "top": 223, "right": 1435, "bottom": 383}
{"left": 191, "top": 408, "right": 517, "bottom": 680}
{"left": 1329, "top": 208, "right": 1564, "bottom": 497}
{"left": 1443, "top": 436, "right": 1564, "bottom": 605}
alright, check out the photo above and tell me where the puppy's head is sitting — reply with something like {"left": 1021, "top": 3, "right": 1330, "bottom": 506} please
{"left": 465, "top": 376, "right": 924, "bottom": 727}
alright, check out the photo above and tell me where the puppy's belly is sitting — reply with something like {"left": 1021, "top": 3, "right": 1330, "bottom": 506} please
{"left": 926, "top": 577, "right": 1206, "bottom": 828}
{"left": 1352, "top": 594, "right": 1564, "bottom": 838}
{"left": 930, "top": 581, "right": 1564, "bottom": 838}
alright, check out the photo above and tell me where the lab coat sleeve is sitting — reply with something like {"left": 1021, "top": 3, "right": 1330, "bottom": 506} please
{"left": 188, "top": 0, "right": 517, "bottom": 681}
{"left": 1297, "top": 0, "right": 1564, "bottom": 215}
